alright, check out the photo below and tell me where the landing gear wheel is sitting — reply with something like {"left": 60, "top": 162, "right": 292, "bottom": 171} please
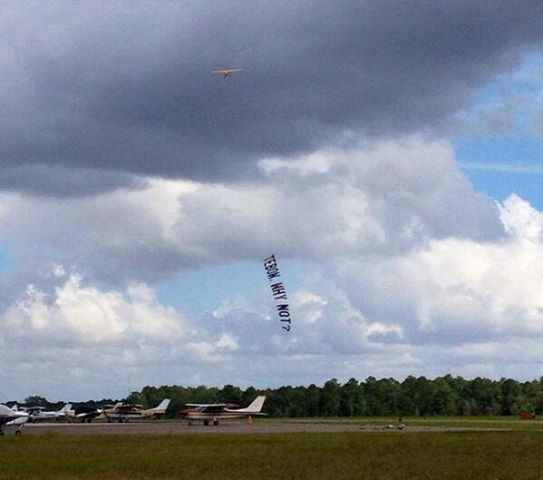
{"left": 15, "top": 430, "right": 22, "bottom": 436}
{"left": 203, "top": 419, "right": 209, "bottom": 426}
{"left": 213, "top": 420, "right": 219, "bottom": 426}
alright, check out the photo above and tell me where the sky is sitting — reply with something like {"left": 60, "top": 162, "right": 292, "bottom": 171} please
{"left": 2, "top": 1, "right": 543, "bottom": 401}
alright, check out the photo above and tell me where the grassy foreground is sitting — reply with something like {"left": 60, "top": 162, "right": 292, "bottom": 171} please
{"left": 2, "top": 431, "right": 543, "bottom": 480}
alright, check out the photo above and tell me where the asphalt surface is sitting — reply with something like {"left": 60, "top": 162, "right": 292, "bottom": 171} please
{"left": 16, "top": 421, "right": 486, "bottom": 436}
{"left": 21, "top": 421, "right": 363, "bottom": 436}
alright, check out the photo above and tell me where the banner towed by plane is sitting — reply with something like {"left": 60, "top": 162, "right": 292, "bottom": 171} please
{"left": 263, "top": 255, "right": 292, "bottom": 332}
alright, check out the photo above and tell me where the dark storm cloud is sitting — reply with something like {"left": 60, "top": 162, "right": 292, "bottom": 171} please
{"left": 2, "top": 0, "right": 543, "bottom": 191}
{"left": 0, "top": 165, "right": 145, "bottom": 197}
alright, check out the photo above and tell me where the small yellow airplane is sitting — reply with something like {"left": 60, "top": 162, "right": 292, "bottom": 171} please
{"left": 212, "top": 68, "right": 242, "bottom": 78}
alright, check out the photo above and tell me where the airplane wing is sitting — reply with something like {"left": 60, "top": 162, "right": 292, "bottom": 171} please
{"left": 185, "top": 403, "right": 227, "bottom": 407}
{"left": 200, "top": 405, "right": 227, "bottom": 414}
{"left": 75, "top": 408, "right": 102, "bottom": 418}
{"left": 115, "top": 406, "right": 135, "bottom": 413}
{"left": 0, "top": 405, "right": 28, "bottom": 424}
{"left": 211, "top": 68, "right": 242, "bottom": 74}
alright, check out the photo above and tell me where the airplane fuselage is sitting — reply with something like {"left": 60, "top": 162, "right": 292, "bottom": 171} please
{"left": 181, "top": 410, "right": 256, "bottom": 421}
{"left": 104, "top": 399, "right": 170, "bottom": 423}
{"left": 105, "top": 412, "right": 147, "bottom": 423}
{"left": 180, "top": 396, "right": 267, "bottom": 425}
{"left": 30, "top": 407, "right": 70, "bottom": 422}
{"left": 0, "top": 405, "right": 29, "bottom": 435}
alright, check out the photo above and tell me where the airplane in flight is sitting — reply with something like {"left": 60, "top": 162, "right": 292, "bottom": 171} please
{"left": 29, "top": 404, "right": 72, "bottom": 422}
{"left": 104, "top": 399, "right": 170, "bottom": 423}
{"left": 212, "top": 68, "right": 242, "bottom": 78}
{"left": 180, "top": 395, "right": 267, "bottom": 426}
{"left": 0, "top": 404, "right": 29, "bottom": 435}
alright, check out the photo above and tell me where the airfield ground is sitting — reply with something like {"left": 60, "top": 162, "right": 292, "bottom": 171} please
{"left": 17, "top": 415, "right": 543, "bottom": 435}
{"left": 2, "top": 419, "right": 543, "bottom": 479}
{"left": 18, "top": 420, "right": 489, "bottom": 436}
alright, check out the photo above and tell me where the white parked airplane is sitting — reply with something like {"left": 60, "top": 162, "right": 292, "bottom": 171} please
{"left": 0, "top": 404, "right": 29, "bottom": 435}
{"left": 180, "top": 395, "right": 267, "bottom": 426}
{"left": 104, "top": 399, "right": 170, "bottom": 423}
{"left": 30, "top": 404, "right": 72, "bottom": 422}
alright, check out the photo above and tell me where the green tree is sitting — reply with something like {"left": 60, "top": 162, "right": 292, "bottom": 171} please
{"left": 320, "top": 379, "right": 341, "bottom": 416}
{"left": 340, "top": 378, "right": 365, "bottom": 416}
{"left": 499, "top": 378, "right": 520, "bottom": 415}
{"left": 432, "top": 376, "right": 459, "bottom": 416}
{"left": 217, "top": 384, "right": 242, "bottom": 404}
{"left": 24, "top": 395, "right": 49, "bottom": 407}
{"left": 304, "top": 384, "right": 321, "bottom": 417}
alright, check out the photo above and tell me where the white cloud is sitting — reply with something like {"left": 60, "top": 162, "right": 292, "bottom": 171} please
{"left": 1, "top": 273, "right": 185, "bottom": 345}
{"left": 53, "top": 264, "right": 66, "bottom": 278}
{"left": 336, "top": 193, "right": 543, "bottom": 348}
{"left": 2, "top": 137, "right": 542, "bottom": 399}
{"left": 0, "top": 269, "right": 276, "bottom": 398}
{"left": 172, "top": 137, "right": 504, "bottom": 257}
{"left": 0, "top": 137, "right": 503, "bottom": 289}
{"left": 200, "top": 192, "right": 543, "bottom": 381}
{"left": 499, "top": 194, "right": 543, "bottom": 241}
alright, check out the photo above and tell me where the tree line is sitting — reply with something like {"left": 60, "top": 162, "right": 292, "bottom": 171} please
{"left": 18, "top": 375, "right": 543, "bottom": 417}
{"left": 128, "top": 375, "right": 543, "bottom": 417}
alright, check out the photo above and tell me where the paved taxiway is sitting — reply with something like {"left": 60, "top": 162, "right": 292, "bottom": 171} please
{"left": 22, "top": 421, "right": 489, "bottom": 435}
{"left": 24, "top": 422, "right": 363, "bottom": 435}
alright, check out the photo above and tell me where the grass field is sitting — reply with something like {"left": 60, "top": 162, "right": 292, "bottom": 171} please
{"left": 2, "top": 430, "right": 543, "bottom": 480}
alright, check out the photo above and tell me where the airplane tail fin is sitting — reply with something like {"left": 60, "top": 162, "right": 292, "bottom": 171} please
{"left": 145, "top": 399, "right": 170, "bottom": 416}
{"left": 243, "top": 396, "right": 266, "bottom": 413}
{"left": 62, "top": 404, "right": 72, "bottom": 413}
{"left": 154, "top": 399, "right": 170, "bottom": 412}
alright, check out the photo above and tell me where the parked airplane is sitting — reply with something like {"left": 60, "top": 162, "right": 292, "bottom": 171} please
{"left": 180, "top": 395, "right": 267, "bottom": 426}
{"left": 212, "top": 68, "right": 242, "bottom": 77}
{"left": 12, "top": 404, "right": 45, "bottom": 415}
{"left": 67, "top": 405, "right": 103, "bottom": 423}
{"left": 29, "top": 404, "right": 72, "bottom": 422}
{"left": 0, "top": 404, "right": 29, "bottom": 435}
{"left": 104, "top": 399, "right": 170, "bottom": 423}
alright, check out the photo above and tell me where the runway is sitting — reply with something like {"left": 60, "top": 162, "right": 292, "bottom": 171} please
{"left": 21, "top": 421, "right": 487, "bottom": 436}
{"left": 23, "top": 421, "right": 363, "bottom": 436}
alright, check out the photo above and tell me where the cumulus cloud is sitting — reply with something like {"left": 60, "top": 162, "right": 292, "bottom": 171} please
{"left": 2, "top": 273, "right": 185, "bottom": 345}
{"left": 5, "top": 131, "right": 540, "bottom": 399}
{"left": 1, "top": 0, "right": 542, "bottom": 396}
{"left": 183, "top": 193, "right": 543, "bottom": 385}
{"left": 1, "top": 1, "right": 543, "bottom": 194}
{"left": 1, "top": 185, "right": 543, "bottom": 397}
{"left": 500, "top": 194, "right": 543, "bottom": 241}
{"left": 0, "top": 138, "right": 503, "bottom": 284}
{"left": 0, "top": 270, "right": 249, "bottom": 399}
{"left": 335, "top": 194, "right": 543, "bottom": 349}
